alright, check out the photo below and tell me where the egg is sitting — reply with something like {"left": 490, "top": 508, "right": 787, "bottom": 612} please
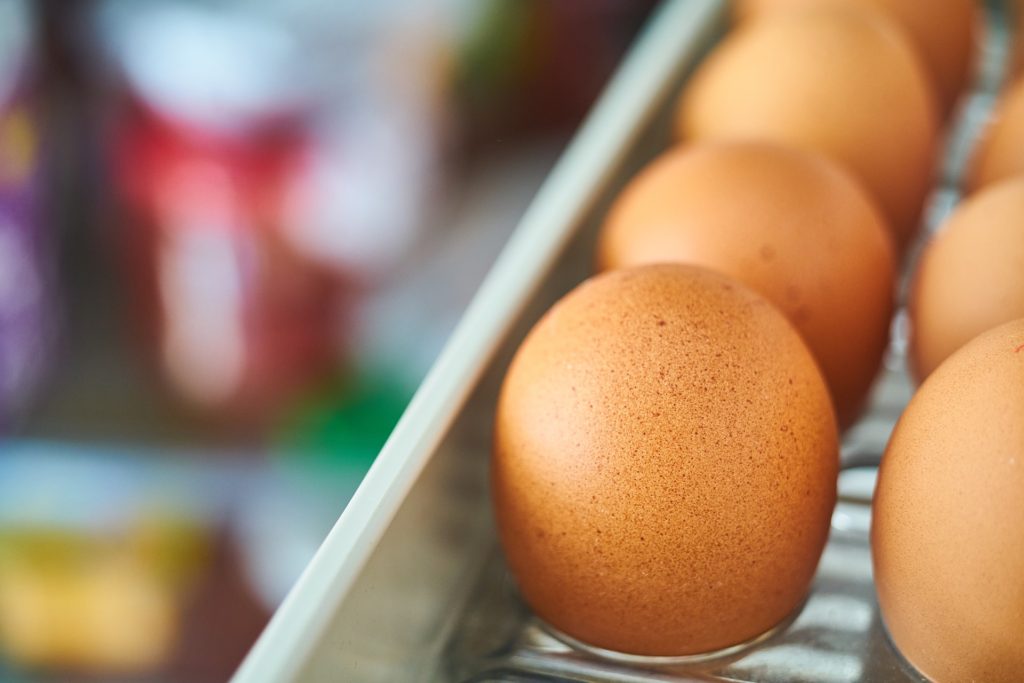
{"left": 910, "top": 176, "right": 1024, "bottom": 380}
{"left": 597, "top": 142, "right": 895, "bottom": 429}
{"left": 968, "top": 76, "right": 1024, "bottom": 192}
{"left": 733, "top": 0, "right": 977, "bottom": 116}
{"left": 872, "top": 318, "right": 1024, "bottom": 683}
{"left": 493, "top": 264, "right": 838, "bottom": 656}
{"left": 675, "top": 6, "right": 938, "bottom": 250}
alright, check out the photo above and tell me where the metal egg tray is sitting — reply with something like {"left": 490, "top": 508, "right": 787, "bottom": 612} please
{"left": 232, "top": 1, "right": 1015, "bottom": 681}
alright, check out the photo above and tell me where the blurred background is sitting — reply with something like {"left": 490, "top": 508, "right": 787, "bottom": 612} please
{"left": 0, "top": 0, "right": 656, "bottom": 680}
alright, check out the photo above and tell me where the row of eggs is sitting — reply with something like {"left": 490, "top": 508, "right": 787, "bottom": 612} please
{"left": 492, "top": 2, "right": 1023, "bottom": 683}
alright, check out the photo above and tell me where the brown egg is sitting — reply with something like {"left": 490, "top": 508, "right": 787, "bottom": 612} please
{"left": 597, "top": 142, "right": 895, "bottom": 429}
{"left": 873, "top": 318, "right": 1024, "bottom": 683}
{"left": 675, "top": 6, "right": 938, "bottom": 250}
{"left": 493, "top": 264, "right": 838, "bottom": 656}
{"left": 968, "top": 76, "right": 1024, "bottom": 192}
{"left": 733, "top": 0, "right": 977, "bottom": 116}
{"left": 910, "top": 177, "right": 1024, "bottom": 380}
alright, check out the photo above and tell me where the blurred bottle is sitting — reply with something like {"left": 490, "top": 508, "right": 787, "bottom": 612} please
{"left": 0, "top": 0, "right": 58, "bottom": 431}
{"left": 93, "top": 0, "right": 449, "bottom": 427}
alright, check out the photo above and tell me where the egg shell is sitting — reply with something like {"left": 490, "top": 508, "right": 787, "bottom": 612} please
{"left": 493, "top": 264, "right": 838, "bottom": 656}
{"left": 910, "top": 176, "right": 1024, "bottom": 380}
{"left": 733, "top": 0, "right": 977, "bottom": 116}
{"left": 675, "top": 6, "right": 938, "bottom": 250}
{"left": 968, "top": 76, "right": 1024, "bottom": 193}
{"left": 873, "top": 318, "right": 1024, "bottom": 683}
{"left": 597, "top": 142, "right": 895, "bottom": 429}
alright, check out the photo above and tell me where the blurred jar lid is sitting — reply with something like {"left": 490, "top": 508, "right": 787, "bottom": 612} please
{"left": 0, "top": 0, "right": 32, "bottom": 109}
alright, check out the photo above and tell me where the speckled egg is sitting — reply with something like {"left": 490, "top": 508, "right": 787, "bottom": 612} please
{"left": 675, "top": 6, "right": 938, "bottom": 250}
{"left": 873, "top": 318, "right": 1024, "bottom": 683}
{"left": 493, "top": 264, "right": 838, "bottom": 656}
{"left": 597, "top": 142, "right": 895, "bottom": 429}
{"left": 734, "top": 0, "right": 978, "bottom": 116}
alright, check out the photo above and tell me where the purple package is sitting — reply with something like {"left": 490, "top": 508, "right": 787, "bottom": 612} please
{"left": 0, "top": 0, "right": 57, "bottom": 429}
{"left": 0, "top": 97, "right": 55, "bottom": 428}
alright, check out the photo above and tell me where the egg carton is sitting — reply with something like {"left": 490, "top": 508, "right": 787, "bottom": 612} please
{"left": 230, "top": 1, "right": 1013, "bottom": 681}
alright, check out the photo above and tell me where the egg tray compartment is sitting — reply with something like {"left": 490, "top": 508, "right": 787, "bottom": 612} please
{"left": 442, "top": 398, "right": 920, "bottom": 683}
{"left": 230, "top": 1, "right": 1016, "bottom": 680}
{"left": 449, "top": 504, "right": 907, "bottom": 683}
{"left": 438, "top": 349, "right": 925, "bottom": 683}
{"left": 438, "top": 1, "right": 1017, "bottom": 681}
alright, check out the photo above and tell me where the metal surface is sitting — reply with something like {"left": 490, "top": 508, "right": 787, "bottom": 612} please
{"left": 437, "top": 327, "right": 920, "bottom": 683}
{"left": 437, "top": 3, "right": 1015, "bottom": 679}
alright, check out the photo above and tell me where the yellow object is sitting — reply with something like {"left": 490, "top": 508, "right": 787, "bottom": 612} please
{"left": 0, "top": 107, "right": 37, "bottom": 184}
{"left": 0, "top": 520, "right": 208, "bottom": 674}
{"left": 0, "top": 553, "right": 177, "bottom": 673}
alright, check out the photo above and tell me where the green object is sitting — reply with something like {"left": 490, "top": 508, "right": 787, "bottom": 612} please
{"left": 273, "top": 369, "right": 411, "bottom": 469}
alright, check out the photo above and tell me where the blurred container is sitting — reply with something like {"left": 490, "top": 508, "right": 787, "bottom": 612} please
{"left": 0, "top": 442, "right": 229, "bottom": 676}
{"left": 0, "top": 0, "right": 58, "bottom": 432}
{"left": 111, "top": 101, "right": 351, "bottom": 427}
{"left": 93, "top": 0, "right": 450, "bottom": 427}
